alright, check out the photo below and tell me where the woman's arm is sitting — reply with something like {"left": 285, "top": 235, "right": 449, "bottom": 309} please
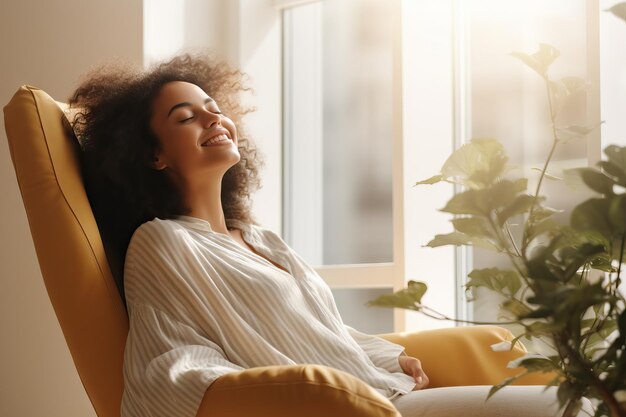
{"left": 123, "top": 303, "right": 244, "bottom": 417}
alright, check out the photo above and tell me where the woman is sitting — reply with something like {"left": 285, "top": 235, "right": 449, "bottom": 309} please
{"left": 70, "top": 54, "right": 580, "bottom": 417}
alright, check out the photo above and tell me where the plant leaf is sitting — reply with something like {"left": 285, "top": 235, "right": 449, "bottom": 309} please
{"left": 466, "top": 268, "right": 522, "bottom": 296}
{"left": 415, "top": 174, "right": 443, "bottom": 186}
{"left": 556, "top": 124, "right": 599, "bottom": 143}
{"left": 440, "top": 139, "right": 507, "bottom": 187}
{"left": 487, "top": 372, "right": 528, "bottom": 400}
{"left": 511, "top": 43, "right": 560, "bottom": 78}
{"left": 531, "top": 167, "right": 562, "bottom": 180}
{"left": 426, "top": 232, "right": 500, "bottom": 251}
{"left": 508, "top": 353, "right": 558, "bottom": 372}
{"left": 598, "top": 161, "right": 626, "bottom": 187}
{"left": 367, "top": 280, "right": 428, "bottom": 310}
{"left": 604, "top": 145, "right": 626, "bottom": 172}
{"left": 526, "top": 218, "right": 560, "bottom": 242}
{"left": 501, "top": 298, "right": 532, "bottom": 317}
{"left": 441, "top": 189, "right": 491, "bottom": 215}
{"left": 570, "top": 198, "right": 613, "bottom": 239}
{"left": 498, "top": 194, "right": 536, "bottom": 225}
{"left": 608, "top": 194, "right": 626, "bottom": 233}
{"left": 451, "top": 217, "right": 495, "bottom": 239}
{"left": 606, "top": 2, "right": 626, "bottom": 23}
{"left": 560, "top": 76, "right": 588, "bottom": 95}
{"left": 570, "top": 168, "right": 616, "bottom": 195}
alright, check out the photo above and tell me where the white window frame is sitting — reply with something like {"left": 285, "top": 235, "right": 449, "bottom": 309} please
{"left": 276, "top": 0, "right": 459, "bottom": 331}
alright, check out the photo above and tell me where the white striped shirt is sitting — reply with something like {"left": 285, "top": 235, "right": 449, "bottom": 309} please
{"left": 121, "top": 216, "right": 416, "bottom": 417}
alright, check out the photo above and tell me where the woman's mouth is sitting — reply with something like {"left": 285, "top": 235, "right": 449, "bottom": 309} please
{"left": 201, "top": 134, "right": 231, "bottom": 147}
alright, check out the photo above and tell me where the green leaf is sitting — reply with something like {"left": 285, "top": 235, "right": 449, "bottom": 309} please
{"left": 451, "top": 217, "right": 495, "bottom": 239}
{"left": 498, "top": 194, "right": 536, "bottom": 225}
{"left": 487, "top": 372, "right": 528, "bottom": 400}
{"left": 561, "top": 76, "right": 588, "bottom": 96}
{"left": 531, "top": 167, "right": 562, "bottom": 180}
{"left": 524, "top": 320, "right": 565, "bottom": 335}
{"left": 548, "top": 77, "right": 587, "bottom": 119}
{"left": 441, "top": 189, "right": 491, "bottom": 215}
{"left": 568, "top": 168, "right": 615, "bottom": 195}
{"left": 490, "top": 180, "right": 522, "bottom": 209}
{"left": 526, "top": 218, "right": 560, "bottom": 242}
{"left": 571, "top": 198, "right": 613, "bottom": 239}
{"left": 511, "top": 43, "right": 560, "bottom": 78}
{"left": 608, "top": 194, "right": 626, "bottom": 233}
{"left": 589, "top": 253, "right": 616, "bottom": 273}
{"left": 604, "top": 145, "right": 626, "bottom": 172}
{"left": 529, "top": 206, "right": 563, "bottom": 223}
{"left": 501, "top": 298, "right": 532, "bottom": 317}
{"left": 426, "top": 232, "right": 500, "bottom": 251}
{"left": 557, "top": 380, "right": 576, "bottom": 408}
{"left": 466, "top": 268, "right": 522, "bottom": 296}
{"left": 606, "top": 2, "right": 626, "bottom": 23}
{"left": 584, "top": 318, "right": 617, "bottom": 349}
{"left": 508, "top": 354, "right": 558, "bottom": 373}
{"left": 598, "top": 161, "right": 626, "bottom": 187}
{"left": 556, "top": 124, "right": 599, "bottom": 143}
{"left": 440, "top": 139, "right": 507, "bottom": 187}
{"left": 367, "top": 280, "right": 428, "bottom": 310}
{"left": 415, "top": 174, "right": 443, "bottom": 186}
{"left": 426, "top": 232, "right": 472, "bottom": 247}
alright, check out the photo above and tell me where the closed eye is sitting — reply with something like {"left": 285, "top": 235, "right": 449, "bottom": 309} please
{"left": 179, "top": 116, "right": 195, "bottom": 123}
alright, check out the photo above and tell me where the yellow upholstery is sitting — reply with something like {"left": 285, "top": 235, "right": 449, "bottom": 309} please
{"left": 4, "top": 86, "right": 550, "bottom": 417}
{"left": 381, "top": 326, "right": 553, "bottom": 388}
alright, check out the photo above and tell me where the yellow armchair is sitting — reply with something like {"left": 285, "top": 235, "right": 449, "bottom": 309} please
{"left": 4, "top": 86, "right": 550, "bottom": 417}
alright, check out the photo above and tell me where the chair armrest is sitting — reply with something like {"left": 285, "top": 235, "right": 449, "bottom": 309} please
{"left": 197, "top": 364, "right": 401, "bottom": 417}
{"left": 379, "top": 325, "right": 555, "bottom": 388}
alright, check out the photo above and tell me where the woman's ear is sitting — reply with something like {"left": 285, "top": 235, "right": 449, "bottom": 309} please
{"left": 152, "top": 150, "right": 167, "bottom": 171}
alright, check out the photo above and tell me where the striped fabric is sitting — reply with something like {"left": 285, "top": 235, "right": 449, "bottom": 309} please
{"left": 121, "top": 216, "right": 416, "bottom": 417}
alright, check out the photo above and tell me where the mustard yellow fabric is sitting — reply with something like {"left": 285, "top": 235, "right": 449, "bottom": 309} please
{"left": 199, "top": 364, "right": 401, "bottom": 417}
{"left": 5, "top": 85, "right": 551, "bottom": 417}
{"left": 381, "top": 326, "right": 554, "bottom": 387}
{"left": 4, "top": 86, "right": 128, "bottom": 417}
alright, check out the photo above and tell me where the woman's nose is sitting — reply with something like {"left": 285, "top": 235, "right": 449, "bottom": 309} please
{"left": 200, "top": 109, "right": 221, "bottom": 127}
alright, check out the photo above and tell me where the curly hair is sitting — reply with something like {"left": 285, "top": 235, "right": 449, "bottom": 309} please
{"left": 69, "top": 54, "right": 263, "bottom": 297}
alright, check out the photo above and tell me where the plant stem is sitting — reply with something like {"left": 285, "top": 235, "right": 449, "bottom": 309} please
{"left": 615, "top": 232, "right": 625, "bottom": 295}
{"left": 522, "top": 76, "right": 560, "bottom": 255}
{"left": 556, "top": 332, "right": 626, "bottom": 417}
{"left": 503, "top": 220, "right": 522, "bottom": 257}
{"left": 418, "top": 304, "right": 521, "bottom": 326}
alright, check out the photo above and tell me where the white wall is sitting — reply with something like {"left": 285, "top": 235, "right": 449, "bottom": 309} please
{"left": 0, "top": 1, "right": 143, "bottom": 416}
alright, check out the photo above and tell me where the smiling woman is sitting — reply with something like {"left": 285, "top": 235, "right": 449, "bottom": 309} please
{"left": 68, "top": 54, "right": 428, "bottom": 417}
{"left": 149, "top": 82, "right": 241, "bottom": 197}
{"left": 69, "top": 55, "right": 263, "bottom": 296}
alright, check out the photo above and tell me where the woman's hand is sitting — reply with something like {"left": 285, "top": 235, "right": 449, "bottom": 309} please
{"left": 398, "top": 355, "right": 429, "bottom": 390}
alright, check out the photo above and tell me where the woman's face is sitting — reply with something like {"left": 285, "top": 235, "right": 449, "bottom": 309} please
{"left": 149, "top": 81, "right": 240, "bottom": 186}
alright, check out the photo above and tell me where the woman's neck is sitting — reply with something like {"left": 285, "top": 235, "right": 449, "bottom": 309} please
{"left": 180, "top": 179, "right": 229, "bottom": 235}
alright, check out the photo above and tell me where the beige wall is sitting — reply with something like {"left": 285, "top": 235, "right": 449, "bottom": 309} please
{"left": 1, "top": 1, "right": 283, "bottom": 415}
{"left": 0, "top": 1, "right": 143, "bottom": 416}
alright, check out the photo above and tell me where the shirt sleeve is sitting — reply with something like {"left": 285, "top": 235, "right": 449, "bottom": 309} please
{"left": 122, "top": 303, "right": 244, "bottom": 417}
{"left": 345, "top": 325, "right": 406, "bottom": 373}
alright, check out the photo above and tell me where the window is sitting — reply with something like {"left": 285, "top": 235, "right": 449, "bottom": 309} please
{"left": 281, "top": 0, "right": 459, "bottom": 332}
{"left": 282, "top": 0, "right": 394, "bottom": 266}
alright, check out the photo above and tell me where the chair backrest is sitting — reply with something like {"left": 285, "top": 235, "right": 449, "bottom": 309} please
{"left": 4, "top": 86, "right": 128, "bottom": 417}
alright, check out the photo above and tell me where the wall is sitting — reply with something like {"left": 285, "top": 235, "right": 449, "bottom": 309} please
{"left": 1, "top": 1, "right": 283, "bottom": 415}
{"left": 0, "top": 1, "right": 143, "bottom": 416}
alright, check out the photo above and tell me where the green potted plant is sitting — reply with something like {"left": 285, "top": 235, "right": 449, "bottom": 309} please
{"left": 370, "top": 5, "right": 626, "bottom": 417}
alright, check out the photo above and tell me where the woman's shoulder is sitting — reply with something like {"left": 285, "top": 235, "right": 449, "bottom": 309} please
{"left": 128, "top": 217, "right": 193, "bottom": 249}
{"left": 133, "top": 216, "right": 184, "bottom": 235}
{"left": 227, "top": 219, "right": 289, "bottom": 249}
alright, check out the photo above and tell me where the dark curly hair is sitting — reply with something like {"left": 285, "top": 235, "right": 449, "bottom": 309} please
{"left": 69, "top": 54, "right": 263, "bottom": 298}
